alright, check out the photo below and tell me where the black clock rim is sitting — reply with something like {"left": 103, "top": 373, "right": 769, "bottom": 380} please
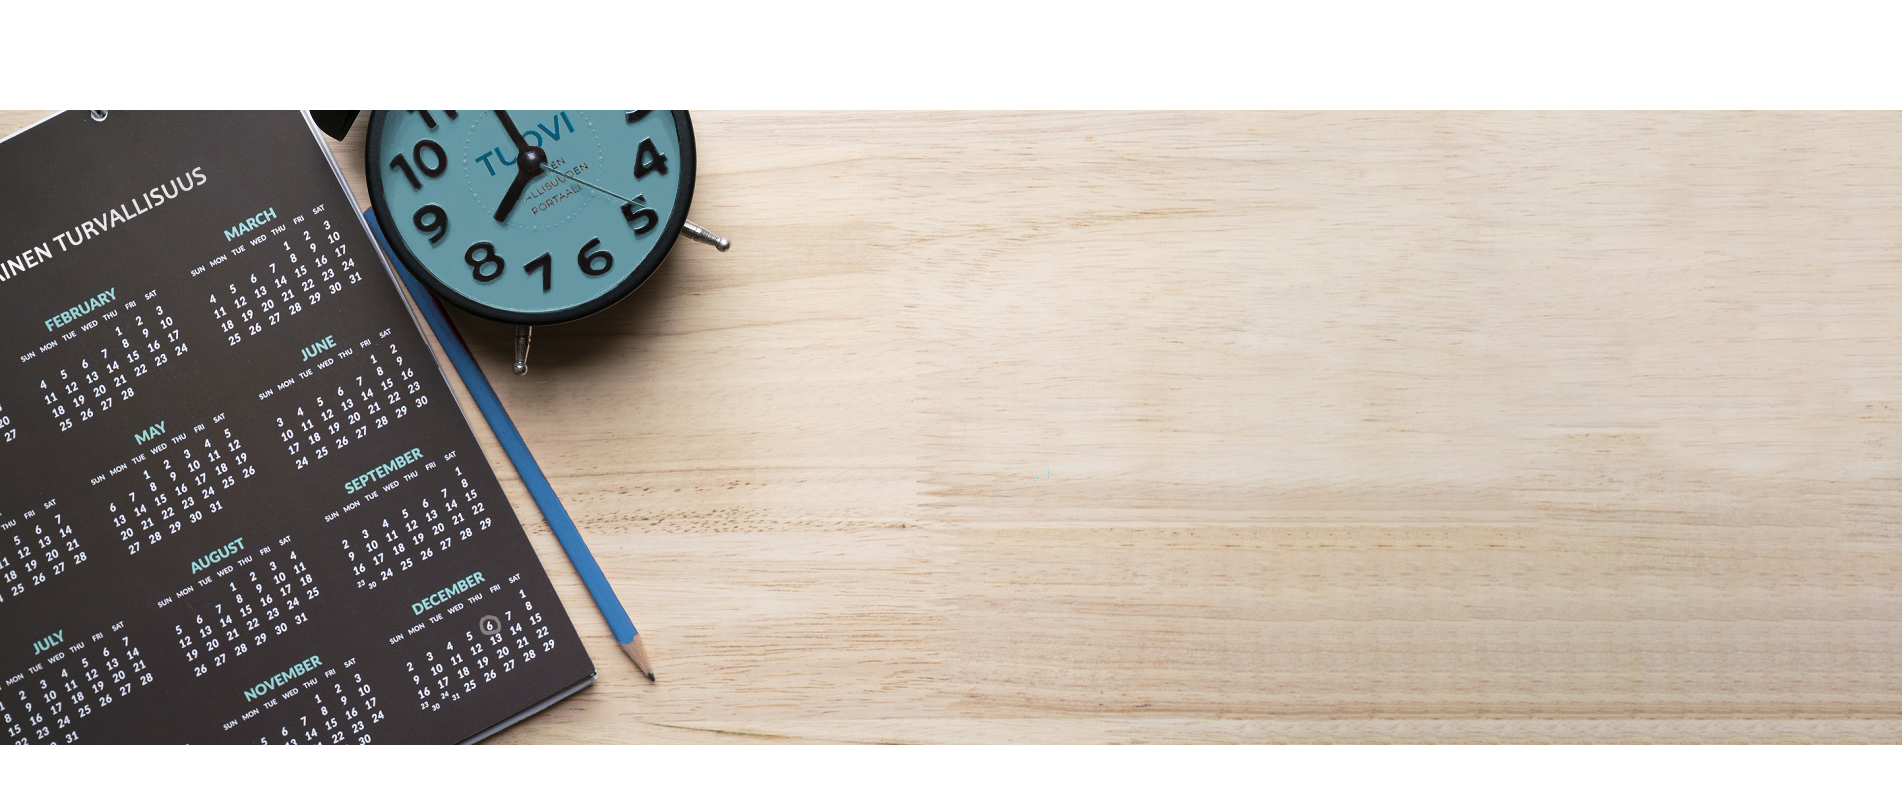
{"left": 364, "top": 110, "right": 696, "bottom": 327}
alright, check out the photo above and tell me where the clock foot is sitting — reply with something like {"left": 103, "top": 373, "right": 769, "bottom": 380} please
{"left": 682, "top": 220, "right": 730, "bottom": 252}
{"left": 513, "top": 325, "right": 533, "bottom": 375}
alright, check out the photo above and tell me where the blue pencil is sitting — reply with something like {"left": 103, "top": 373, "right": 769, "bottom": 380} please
{"left": 364, "top": 212, "right": 655, "bottom": 680}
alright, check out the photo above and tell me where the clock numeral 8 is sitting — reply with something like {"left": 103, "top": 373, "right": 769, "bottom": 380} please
{"left": 389, "top": 139, "right": 448, "bottom": 191}
{"left": 464, "top": 242, "right": 504, "bottom": 283}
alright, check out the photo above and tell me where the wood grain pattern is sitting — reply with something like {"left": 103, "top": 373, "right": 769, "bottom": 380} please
{"left": 6, "top": 110, "right": 1902, "bottom": 743}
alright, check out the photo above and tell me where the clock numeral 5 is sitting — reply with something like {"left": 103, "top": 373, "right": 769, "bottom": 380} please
{"left": 389, "top": 139, "right": 449, "bottom": 191}
{"left": 413, "top": 205, "right": 448, "bottom": 245}
{"left": 622, "top": 203, "right": 659, "bottom": 235}
{"left": 465, "top": 243, "right": 504, "bottom": 283}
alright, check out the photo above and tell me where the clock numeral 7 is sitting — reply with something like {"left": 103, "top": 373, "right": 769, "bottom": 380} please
{"left": 524, "top": 253, "right": 553, "bottom": 292}
{"left": 389, "top": 139, "right": 448, "bottom": 191}
{"left": 523, "top": 240, "right": 615, "bottom": 293}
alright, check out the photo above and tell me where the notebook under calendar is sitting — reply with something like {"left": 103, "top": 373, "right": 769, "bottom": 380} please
{"left": 0, "top": 111, "right": 595, "bottom": 743}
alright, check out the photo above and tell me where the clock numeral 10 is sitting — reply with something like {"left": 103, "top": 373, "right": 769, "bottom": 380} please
{"left": 390, "top": 139, "right": 448, "bottom": 190}
{"left": 468, "top": 240, "right": 618, "bottom": 292}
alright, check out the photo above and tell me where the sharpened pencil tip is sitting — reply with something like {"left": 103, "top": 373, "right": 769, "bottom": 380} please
{"left": 620, "top": 636, "right": 656, "bottom": 682}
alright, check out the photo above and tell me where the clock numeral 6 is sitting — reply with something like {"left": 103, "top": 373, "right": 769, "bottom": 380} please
{"left": 389, "top": 139, "right": 448, "bottom": 191}
{"left": 578, "top": 239, "right": 613, "bottom": 276}
{"left": 464, "top": 242, "right": 504, "bottom": 283}
{"left": 412, "top": 205, "right": 448, "bottom": 245}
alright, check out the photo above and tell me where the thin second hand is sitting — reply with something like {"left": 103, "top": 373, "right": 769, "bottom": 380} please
{"left": 540, "top": 163, "right": 647, "bottom": 209}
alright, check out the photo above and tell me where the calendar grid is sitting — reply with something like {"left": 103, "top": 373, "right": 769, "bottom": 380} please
{"left": 0, "top": 112, "right": 594, "bottom": 744}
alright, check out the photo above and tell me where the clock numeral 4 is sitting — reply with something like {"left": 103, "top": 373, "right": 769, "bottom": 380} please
{"left": 634, "top": 138, "right": 669, "bottom": 180}
{"left": 389, "top": 139, "right": 448, "bottom": 191}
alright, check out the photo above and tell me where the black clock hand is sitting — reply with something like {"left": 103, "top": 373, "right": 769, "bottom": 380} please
{"left": 494, "top": 110, "right": 530, "bottom": 154}
{"left": 491, "top": 110, "right": 548, "bottom": 222}
{"left": 494, "top": 166, "right": 538, "bottom": 222}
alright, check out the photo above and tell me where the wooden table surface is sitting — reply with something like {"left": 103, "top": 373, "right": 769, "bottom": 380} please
{"left": 8, "top": 111, "right": 1902, "bottom": 743}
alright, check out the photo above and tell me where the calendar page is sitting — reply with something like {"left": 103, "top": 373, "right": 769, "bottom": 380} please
{"left": 0, "top": 111, "right": 595, "bottom": 744}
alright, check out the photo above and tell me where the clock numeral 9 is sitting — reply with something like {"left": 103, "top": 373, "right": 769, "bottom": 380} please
{"left": 412, "top": 205, "right": 448, "bottom": 244}
{"left": 465, "top": 242, "right": 504, "bottom": 283}
{"left": 389, "top": 139, "right": 449, "bottom": 190}
{"left": 622, "top": 203, "right": 659, "bottom": 235}
{"left": 634, "top": 138, "right": 669, "bottom": 179}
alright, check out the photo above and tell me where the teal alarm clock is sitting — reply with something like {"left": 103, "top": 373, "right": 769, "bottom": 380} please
{"left": 365, "top": 110, "right": 727, "bottom": 373}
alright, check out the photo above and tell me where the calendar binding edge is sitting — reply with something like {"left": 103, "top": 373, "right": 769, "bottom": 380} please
{"left": 459, "top": 673, "right": 597, "bottom": 745}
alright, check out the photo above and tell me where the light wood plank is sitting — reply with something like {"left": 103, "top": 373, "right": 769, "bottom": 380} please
{"left": 5, "top": 110, "right": 1901, "bottom": 743}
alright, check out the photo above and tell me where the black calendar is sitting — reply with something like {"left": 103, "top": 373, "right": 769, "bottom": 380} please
{"left": 0, "top": 111, "right": 595, "bottom": 744}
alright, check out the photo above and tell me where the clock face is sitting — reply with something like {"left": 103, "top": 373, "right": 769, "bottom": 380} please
{"left": 365, "top": 110, "right": 695, "bottom": 325}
